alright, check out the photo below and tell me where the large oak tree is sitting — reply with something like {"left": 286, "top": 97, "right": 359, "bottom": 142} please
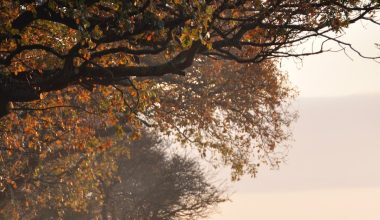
{"left": 0, "top": 0, "right": 379, "bottom": 189}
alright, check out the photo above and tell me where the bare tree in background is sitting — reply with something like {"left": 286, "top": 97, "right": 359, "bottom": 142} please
{"left": 33, "top": 134, "right": 227, "bottom": 220}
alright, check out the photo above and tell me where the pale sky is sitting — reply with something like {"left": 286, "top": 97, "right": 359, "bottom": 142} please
{"left": 208, "top": 21, "right": 380, "bottom": 220}
{"left": 283, "top": 21, "right": 380, "bottom": 98}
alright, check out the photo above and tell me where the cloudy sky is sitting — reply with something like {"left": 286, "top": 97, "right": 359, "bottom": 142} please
{"left": 208, "top": 20, "right": 380, "bottom": 220}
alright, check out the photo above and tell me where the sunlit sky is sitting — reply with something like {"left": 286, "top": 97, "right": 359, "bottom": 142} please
{"left": 208, "top": 21, "right": 380, "bottom": 220}
{"left": 284, "top": 21, "right": 380, "bottom": 98}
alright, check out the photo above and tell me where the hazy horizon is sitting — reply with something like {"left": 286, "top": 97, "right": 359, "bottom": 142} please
{"left": 209, "top": 94, "right": 380, "bottom": 220}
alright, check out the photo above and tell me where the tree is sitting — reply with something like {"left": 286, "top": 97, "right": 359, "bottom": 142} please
{"left": 1, "top": 134, "right": 226, "bottom": 220}
{"left": 98, "top": 135, "right": 226, "bottom": 220}
{"left": 1, "top": 0, "right": 377, "bottom": 175}
{"left": 0, "top": 0, "right": 379, "bottom": 115}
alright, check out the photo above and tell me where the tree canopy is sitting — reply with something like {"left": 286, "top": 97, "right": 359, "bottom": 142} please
{"left": 0, "top": 0, "right": 378, "bottom": 175}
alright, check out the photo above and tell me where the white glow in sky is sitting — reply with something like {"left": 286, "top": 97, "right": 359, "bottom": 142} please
{"left": 282, "top": 21, "right": 380, "bottom": 98}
